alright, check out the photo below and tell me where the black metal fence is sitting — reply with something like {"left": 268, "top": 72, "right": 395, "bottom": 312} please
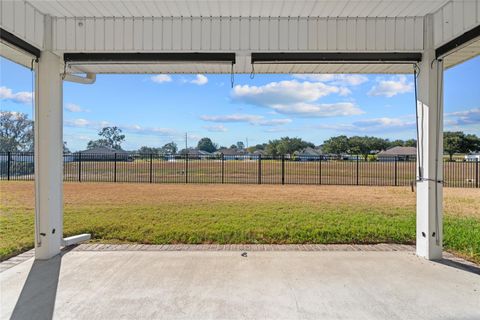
{"left": 1, "top": 152, "right": 479, "bottom": 188}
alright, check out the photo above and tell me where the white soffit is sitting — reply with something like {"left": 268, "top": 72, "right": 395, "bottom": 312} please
{"left": 443, "top": 38, "right": 480, "bottom": 68}
{"left": 1, "top": 0, "right": 479, "bottom": 74}
{"left": 25, "top": 0, "right": 446, "bottom": 18}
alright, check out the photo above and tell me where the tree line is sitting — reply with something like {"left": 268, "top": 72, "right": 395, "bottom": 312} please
{"left": 1, "top": 111, "right": 479, "bottom": 160}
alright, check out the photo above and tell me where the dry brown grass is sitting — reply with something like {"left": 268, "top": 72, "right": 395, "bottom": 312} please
{"left": 2, "top": 182, "right": 479, "bottom": 218}
{"left": 1, "top": 181, "right": 479, "bottom": 263}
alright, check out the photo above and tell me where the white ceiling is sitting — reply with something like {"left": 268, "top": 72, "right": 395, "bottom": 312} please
{"left": 27, "top": 0, "right": 447, "bottom": 18}
{"left": 2, "top": 0, "right": 478, "bottom": 74}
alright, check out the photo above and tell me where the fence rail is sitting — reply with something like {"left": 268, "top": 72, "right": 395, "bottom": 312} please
{"left": 0, "top": 152, "right": 479, "bottom": 188}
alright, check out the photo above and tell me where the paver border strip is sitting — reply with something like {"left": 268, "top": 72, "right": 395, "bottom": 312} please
{"left": 1, "top": 244, "right": 478, "bottom": 274}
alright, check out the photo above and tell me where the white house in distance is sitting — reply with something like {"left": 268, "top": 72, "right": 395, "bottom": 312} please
{"left": 465, "top": 153, "right": 480, "bottom": 161}
{"left": 377, "top": 146, "right": 417, "bottom": 161}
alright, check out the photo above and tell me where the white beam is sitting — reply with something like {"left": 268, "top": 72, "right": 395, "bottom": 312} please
{"left": 0, "top": 0, "right": 45, "bottom": 50}
{"left": 416, "top": 14, "right": 444, "bottom": 260}
{"left": 433, "top": 0, "right": 480, "bottom": 48}
{"left": 51, "top": 16, "right": 424, "bottom": 53}
{"left": 34, "top": 16, "right": 63, "bottom": 260}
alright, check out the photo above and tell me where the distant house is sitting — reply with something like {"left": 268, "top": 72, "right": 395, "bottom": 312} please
{"left": 465, "top": 153, "right": 480, "bottom": 162}
{"left": 74, "top": 147, "right": 132, "bottom": 162}
{"left": 377, "top": 146, "right": 416, "bottom": 161}
{"left": 179, "top": 148, "right": 212, "bottom": 159}
{"left": 252, "top": 150, "right": 267, "bottom": 158}
{"left": 215, "top": 148, "right": 248, "bottom": 160}
{"left": 294, "top": 147, "right": 326, "bottom": 161}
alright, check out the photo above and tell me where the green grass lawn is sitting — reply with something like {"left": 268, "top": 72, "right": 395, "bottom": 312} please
{"left": 1, "top": 182, "right": 479, "bottom": 264}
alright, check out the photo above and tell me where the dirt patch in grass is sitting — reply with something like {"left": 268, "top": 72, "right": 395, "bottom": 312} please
{"left": 2, "top": 182, "right": 479, "bottom": 218}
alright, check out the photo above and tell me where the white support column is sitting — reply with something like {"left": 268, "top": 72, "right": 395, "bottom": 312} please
{"left": 34, "top": 16, "right": 63, "bottom": 260}
{"left": 416, "top": 14, "right": 444, "bottom": 260}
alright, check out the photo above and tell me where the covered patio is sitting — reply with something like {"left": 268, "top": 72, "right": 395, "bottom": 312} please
{"left": 2, "top": 244, "right": 480, "bottom": 319}
{"left": 1, "top": 0, "right": 479, "bottom": 318}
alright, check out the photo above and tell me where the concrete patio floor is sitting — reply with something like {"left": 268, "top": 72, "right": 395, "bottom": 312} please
{"left": 1, "top": 246, "right": 479, "bottom": 320}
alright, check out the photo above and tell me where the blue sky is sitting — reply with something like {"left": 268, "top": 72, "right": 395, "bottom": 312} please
{"left": 1, "top": 56, "right": 479, "bottom": 151}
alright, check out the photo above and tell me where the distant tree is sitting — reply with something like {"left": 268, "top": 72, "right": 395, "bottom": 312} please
{"left": 347, "top": 136, "right": 372, "bottom": 160}
{"left": 389, "top": 139, "right": 406, "bottom": 148}
{"left": 265, "top": 137, "right": 314, "bottom": 156}
{"left": 161, "top": 142, "right": 178, "bottom": 154}
{"left": 387, "top": 139, "right": 416, "bottom": 148}
{"left": 236, "top": 141, "right": 245, "bottom": 150}
{"left": 404, "top": 139, "right": 417, "bottom": 147}
{"left": 197, "top": 137, "right": 217, "bottom": 153}
{"left": 230, "top": 144, "right": 238, "bottom": 149}
{"left": 265, "top": 139, "right": 280, "bottom": 156}
{"left": 87, "top": 126, "right": 125, "bottom": 150}
{"left": 368, "top": 137, "right": 389, "bottom": 153}
{"left": 87, "top": 139, "right": 110, "bottom": 149}
{"left": 246, "top": 143, "right": 267, "bottom": 153}
{"left": 0, "top": 111, "right": 33, "bottom": 152}
{"left": 322, "top": 135, "right": 349, "bottom": 156}
{"left": 348, "top": 136, "right": 389, "bottom": 160}
{"left": 138, "top": 146, "right": 161, "bottom": 154}
{"left": 444, "top": 131, "right": 480, "bottom": 161}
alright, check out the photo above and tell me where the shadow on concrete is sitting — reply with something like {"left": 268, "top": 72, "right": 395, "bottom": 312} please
{"left": 435, "top": 258, "right": 480, "bottom": 275}
{"left": 10, "top": 253, "right": 63, "bottom": 320}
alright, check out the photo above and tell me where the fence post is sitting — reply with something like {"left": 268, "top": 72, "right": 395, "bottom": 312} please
{"left": 258, "top": 154, "right": 262, "bottom": 184}
{"left": 185, "top": 153, "right": 188, "bottom": 184}
{"left": 281, "top": 155, "right": 285, "bottom": 185}
{"left": 319, "top": 157, "right": 322, "bottom": 185}
{"left": 114, "top": 153, "right": 117, "bottom": 183}
{"left": 394, "top": 156, "right": 398, "bottom": 186}
{"left": 356, "top": 155, "right": 359, "bottom": 185}
{"left": 221, "top": 153, "right": 225, "bottom": 184}
{"left": 7, "top": 151, "right": 11, "bottom": 181}
{"left": 78, "top": 153, "right": 82, "bottom": 182}
{"left": 149, "top": 153, "right": 153, "bottom": 183}
{"left": 476, "top": 158, "right": 479, "bottom": 189}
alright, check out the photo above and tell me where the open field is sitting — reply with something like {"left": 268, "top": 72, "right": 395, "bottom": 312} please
{"left": 1, "top": 181, "right": 479, "bottom": 263}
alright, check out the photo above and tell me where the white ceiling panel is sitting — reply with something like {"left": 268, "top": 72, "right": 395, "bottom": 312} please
{"left": 25, "top": 0, "right": 447, "bottom": 18}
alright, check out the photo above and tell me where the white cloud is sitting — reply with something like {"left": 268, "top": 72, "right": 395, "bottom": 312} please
{"left": 65, "top": 118, "right": 91, "bottom": 127}
{"left": 268, "top": 102, "right": 364, "bottom": 117}
{"left": 203, "top": 124, "right": 228, "bottom": 132}
{"left": 201, "top": 114, "right": 263, "bottom": 123}
{"left": 191, "top": 74, "right": 208, "bottom": 85}
{"left": 368, "top": 75, "right": 413, "bottom": 97}
{"left": 200, "top": 113, "right": 292, "bottom": 127}
{"left": 65, "top": 103, "right": 89, "bottom": 113}
{"left": 151, "top": 74, "right": 172, "bottom": 83}
{"left": 256, "top": 118, "right": 292, "bottom": 126}
{"left": 317, "top": 116, "right": 415, "bottom": 133}
{"left": 445, "top": 108, "right": 480, "bottom": 126}
{"left": 0, "top": 86, "right": 33, "bottom": 104}
{"left": 231, "top": 80, "right": 363, "bottom": 117}
{"left": 232, "top": 80, "right": 340, "bottom": 106}
{"left": 64, "top": 118, "right": 178, "bottom": 138}
{"left": 293, "top": 74, "right": 368, "bottom": 86}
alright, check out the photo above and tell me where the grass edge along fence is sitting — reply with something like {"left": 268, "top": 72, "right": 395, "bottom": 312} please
{"left": 0, "top": 151, "right": 479, "bottom": 188}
